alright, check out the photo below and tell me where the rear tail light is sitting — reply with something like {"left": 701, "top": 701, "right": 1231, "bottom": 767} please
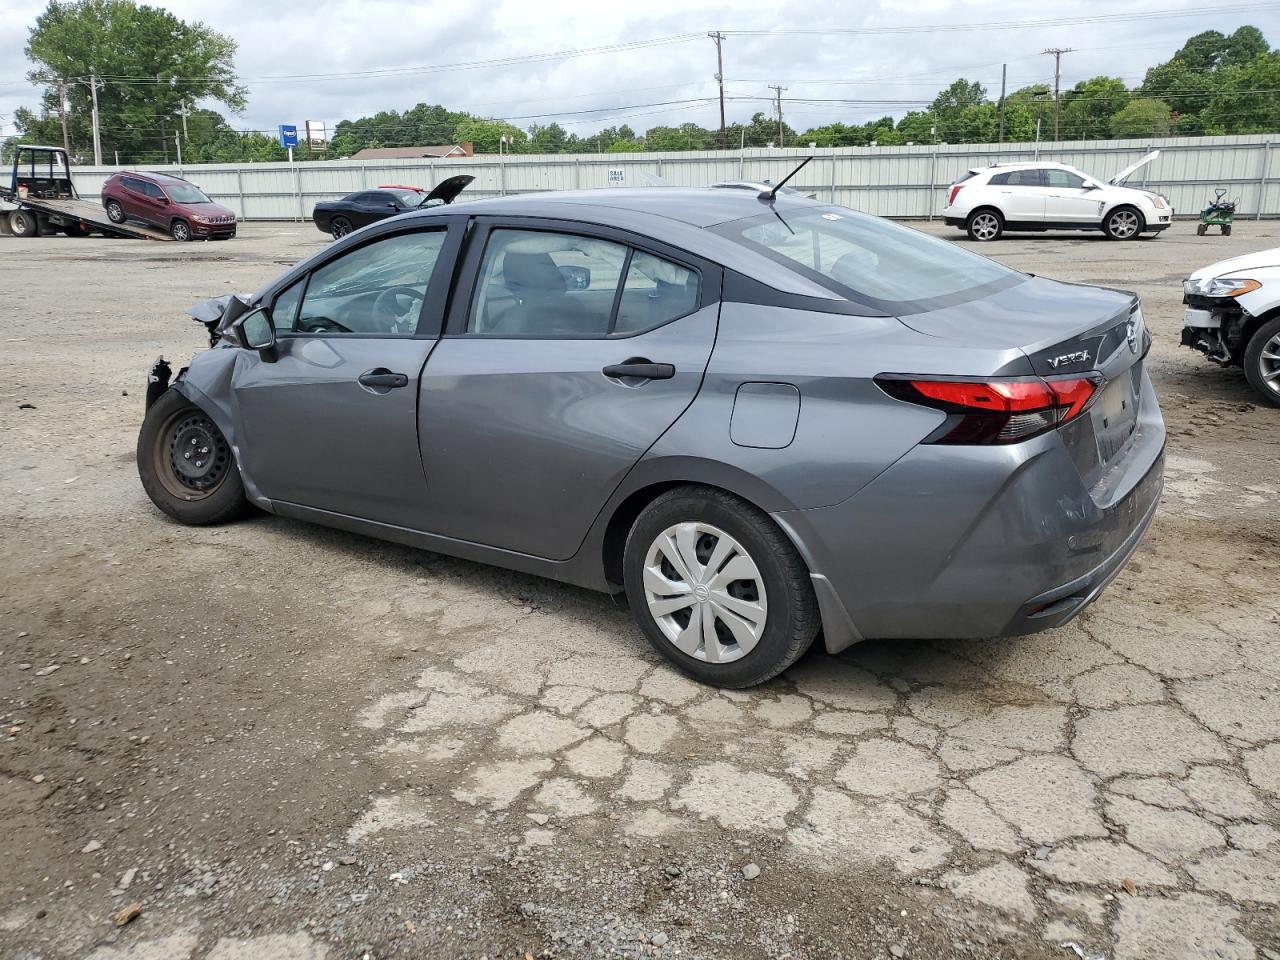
{"left": 876, "top": 375, "right": 1101, "bottom": 445}
{"left": 947, "top": 183, "right": 965, "bottom": 205}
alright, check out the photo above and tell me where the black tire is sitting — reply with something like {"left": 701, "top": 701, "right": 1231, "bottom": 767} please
{"left": 1223, "top": 225, "right": 1232, "bottom": 237}
{"left": 623, "top": 485, "right": 819, "bottom": 688}
{"left": 1103, "top": 206, "right": 1144, "bottom": 240}
{"left": 170, "top": 219, "right": 192, "bottom": 242}
{"left": 966, "top": 208, "right": 1003, "bottom": 242}
{"left": 9, "top": 210, "right": 40, "bottom": 237}
{"left": 137, "top": 390, "right": 253, "bottom": 525}
{"left": 1196, "top": 224, "right": 1207, "bottom": 236}
{"left": 1243, "top": 316, "right": 1280, "bottom": 408}
{"left": 330, "top": 216, "right": 353, "bottom": 240}
{"left": 105, "top": 199, "right": 126, "bottom": 224}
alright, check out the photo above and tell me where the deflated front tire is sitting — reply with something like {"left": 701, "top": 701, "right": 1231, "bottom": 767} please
{"left": 137, "top": 389, "right": 252, "bottom": 525}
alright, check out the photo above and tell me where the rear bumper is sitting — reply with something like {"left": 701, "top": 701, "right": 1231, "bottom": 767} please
{"left": 774, "top": 371, "right": 1165, "bottom": 647}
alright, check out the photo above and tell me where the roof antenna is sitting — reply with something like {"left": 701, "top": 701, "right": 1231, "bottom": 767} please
{"left": 760, "top": 156, "right": 813, "bottom": 202}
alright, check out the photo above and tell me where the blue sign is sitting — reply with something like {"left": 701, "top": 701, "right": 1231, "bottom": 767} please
{"left": 278, "top": 125, "right": 298, "bottom": 148}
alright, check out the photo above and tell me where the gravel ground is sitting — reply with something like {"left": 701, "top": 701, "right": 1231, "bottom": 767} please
{"left": 1, "top": 218, "right": 1278, "bottom": 960}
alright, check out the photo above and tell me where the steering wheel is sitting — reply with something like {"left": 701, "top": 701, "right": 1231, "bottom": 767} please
{"left": 374, "top": 285, "right": 426, "bottom": 333}
{"left": 296, "top": 315, "right": 352, "bottom": 334}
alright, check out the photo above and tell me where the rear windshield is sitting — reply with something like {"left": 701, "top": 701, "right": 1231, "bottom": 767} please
{"left": 715, "top": 206, "right": 1022, "bottom": 314}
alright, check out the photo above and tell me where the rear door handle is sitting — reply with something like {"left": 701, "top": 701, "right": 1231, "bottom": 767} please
{"left": 602, "top": 361, "right": 675, "bottom": 381}
{"left": 358, "top": 369, "right": 408, "bottom": 388}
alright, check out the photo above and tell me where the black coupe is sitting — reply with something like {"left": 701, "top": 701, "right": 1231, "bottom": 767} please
{"left": 311, "top": 175, "right": 473, "bottom": 239}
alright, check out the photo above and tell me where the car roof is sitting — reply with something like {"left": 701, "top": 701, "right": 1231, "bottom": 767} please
{"left": 311, "top": 187, "right": 849, "bottom": 301}
{"left": 115, "top": 170, "right": 192, "bottom": 184}
{"left": 974, "top": 161, "right": 1082, "bottom": 173}
{"left": 414, "top": 187, "right": 824, "bottom": 229}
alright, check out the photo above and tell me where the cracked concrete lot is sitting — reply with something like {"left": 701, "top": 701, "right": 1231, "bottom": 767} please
{"left": 2, "top": 221, "right": 1278, "bottom": 960}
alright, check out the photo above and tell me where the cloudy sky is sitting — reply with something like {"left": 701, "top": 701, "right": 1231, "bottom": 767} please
{"left": 1, "top": 0, "right": 1277, "bottom": 143}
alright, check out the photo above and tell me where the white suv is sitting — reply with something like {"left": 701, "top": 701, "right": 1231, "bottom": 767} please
{"left": 943, "top": 152, "right": 1173, "bottom": 242}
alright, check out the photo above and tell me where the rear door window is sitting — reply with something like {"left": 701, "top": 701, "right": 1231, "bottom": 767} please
{"left": 467, "top": 229, "right": 628, "bottom": 337}
{"left": 615, "top": 251, "right": 701, "bottom": 335}
{"left": 1008, "top": 169, "right": 1044, "bottom": 187}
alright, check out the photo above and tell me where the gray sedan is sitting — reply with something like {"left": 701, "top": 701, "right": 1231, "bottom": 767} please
{"left": 138, "top": 184, "right": 1165, "bottom": 687}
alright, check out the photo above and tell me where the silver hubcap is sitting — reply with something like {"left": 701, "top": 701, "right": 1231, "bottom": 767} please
{"left": 1260, "top": 332, "right": 1280, "bottom": 395}
{"left": 642, "top": 522, "right": 768, "bottom": 664}
{"left": 972, "top": 214, "right": 998, "bottom": 240}
{"left": 1110, "top": 211, "right": 1139, "bottom": 238}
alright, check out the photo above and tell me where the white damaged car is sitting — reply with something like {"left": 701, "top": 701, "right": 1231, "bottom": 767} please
{"left": 1182, "top": 247, "right": 1280, "bottom": 406}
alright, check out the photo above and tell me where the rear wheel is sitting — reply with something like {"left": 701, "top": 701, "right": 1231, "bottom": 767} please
{"left": 623, "top": 486, "right": 819, "bottom": 688}
{"left": 9, "top": 210, "right": 40, "bottom": 237}
{"left": 1196, "top": 224, "right": 1207, "bottom": 236}
{"left": 105, "top": 199, "right": 126, "bottom": 223}
{"left": 330, "top": 216, "right": 353, "bottom": 239}
{"left": 1223, "top": 225, "right": 1232, "bottom": 237}
{"left": 966, "top": 209, "right": 1003, "bottom": 242}
{"left": 137, "top": 390, "right": 252, "bottom": 524}
{"left": 1104, "top": 207, "right": 1143, "bottom": 240}
{"left": 1243, "top": 316, "right": 1280, "bottom": 408}
{"left": 170, "top": 219, "right": 192, "bottom": 241}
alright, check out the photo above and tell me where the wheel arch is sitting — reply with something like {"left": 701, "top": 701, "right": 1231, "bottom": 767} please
{"left": 966, "top": 204, "right": 1004, "bottom": 223}
{"left": 1241, "top": 304, "right": 1280, "bottom": 352}
{"left": 1104, "top": 203, "right": 1146, "bottom": 229}
{"left": 596, "top": 458, "right": 802, "bottom": 589}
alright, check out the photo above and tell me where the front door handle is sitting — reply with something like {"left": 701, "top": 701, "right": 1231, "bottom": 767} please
{"left": 358, "top": 369, "right": 408, "bottom": 389}
{"left": 603, "top": 360, "right": 675, "bottom": 381}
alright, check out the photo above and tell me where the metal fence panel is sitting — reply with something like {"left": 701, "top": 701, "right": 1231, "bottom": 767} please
{"left": 65, "top": 134, "right": 1280, "bottom": 222}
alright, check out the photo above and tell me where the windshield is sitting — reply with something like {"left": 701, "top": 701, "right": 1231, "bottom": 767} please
{"left": 716, "top": 206, "right": 1022, "bottom": 314}
{"left": 166, "top": 183, "right": 211, "bottom": 204}
{"left": 386, "top": 190, "right": 425, "bottom": 206}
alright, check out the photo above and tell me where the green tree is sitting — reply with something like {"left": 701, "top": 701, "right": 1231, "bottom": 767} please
{"left": 22, "top": 0, "right": 245, "bottom": 163}
{"left": 1059, "top": 76, "right": 1129, "bottom": 140}
{"left": 796, "top": 122, "right": 866, "bottom": 147}
{"left": 528, "top": 121, "right": 568, "bottom": 153}
{"left": 1201, "top": 52, "right": 1280, "bottom": 133}
{"left": 453, "top": 118, "right": 526, "bottom": 154}
{"left": 928, "top": 78, "right": 987, "bottom": 138}
{"left": 1109, "top": 98, "right": 1172, "bottom": 138}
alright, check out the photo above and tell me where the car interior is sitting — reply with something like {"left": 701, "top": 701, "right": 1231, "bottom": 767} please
{"left": 471, "top": 230, "right": 699, "bottom": 337}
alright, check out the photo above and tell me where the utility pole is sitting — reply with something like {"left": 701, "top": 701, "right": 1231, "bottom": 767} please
{"left": 56, "top": 79, "right": 70, "bottom": 155}
{"left": 768, "top": 84, "right": 787, "bottom": 148}
{"left": 178, "top": 100, "right": 189, "bottom": 140}
{"left": 997, "top": 63, "right": 1007, "bottom": 143}
{"left": 709, "top": 31, "right": 727, "bottom": 150}
{"left": 89, "top": 73, "right": 102, "bottom": 165}
{"left": 1043, "top": 47, "right": 1073, "bottom": 142}
{"left": 175, "top": 131, "right": 182, "bottom": 169}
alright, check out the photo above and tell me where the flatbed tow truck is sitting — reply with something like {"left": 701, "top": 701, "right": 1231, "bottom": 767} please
{"left": 0, "top": 144, "right": 171, "bottom": 240}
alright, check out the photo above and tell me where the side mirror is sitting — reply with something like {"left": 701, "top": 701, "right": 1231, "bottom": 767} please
{"left": 233, "top": 307, "right": 277, "bottom": 361}
{"left": 1083, "top": 183, "right": 1100, "bottom": 191}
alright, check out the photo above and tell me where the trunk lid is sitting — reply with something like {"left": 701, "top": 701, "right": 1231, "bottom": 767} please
{"left": 897, "top": 276, "right": 1149, "bottom": 481}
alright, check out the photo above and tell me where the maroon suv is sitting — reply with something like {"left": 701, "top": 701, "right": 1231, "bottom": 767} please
{"left": 101, "top": 171, "right": 237, "bottom": 241}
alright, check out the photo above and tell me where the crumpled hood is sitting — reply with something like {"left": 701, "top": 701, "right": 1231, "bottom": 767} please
{"left": 1188, "top": 247, "right": 1280, "bottom": 281}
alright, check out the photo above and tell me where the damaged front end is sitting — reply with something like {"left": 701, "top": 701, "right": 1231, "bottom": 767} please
{"left": 1181, "top": 293, "right": 1250, "bottom": 367}
{"left": 145, "top": 293, "right": 254, "bottom": 411}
